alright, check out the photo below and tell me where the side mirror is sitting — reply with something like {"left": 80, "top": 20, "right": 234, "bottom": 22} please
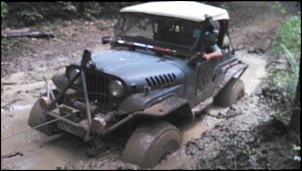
{"left": 102, "top": 36, "right": 111, "bottom": 44}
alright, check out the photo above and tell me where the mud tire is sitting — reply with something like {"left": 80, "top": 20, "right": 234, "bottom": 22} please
{"left": 121, "top": 120, "right": 181, "bottom": 168}
{"left": 214, "top": 77, "right": 244, "bottom": 107}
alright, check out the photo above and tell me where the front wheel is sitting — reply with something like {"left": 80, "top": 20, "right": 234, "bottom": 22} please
{"left": 28, "top": 89, "right": 62, "bottom": 135}
{"left": 214, "top": 77, "right": 244, "bottom": 107}
{"left": 121, "top": 120, "right": 181, "bottom": 168}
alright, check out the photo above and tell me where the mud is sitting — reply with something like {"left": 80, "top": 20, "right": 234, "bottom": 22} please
{"left": 1, "top": 1, "right": 300, "bottom": 170}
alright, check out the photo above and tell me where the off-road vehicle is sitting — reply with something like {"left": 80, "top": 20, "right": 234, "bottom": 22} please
{"left": 28, "top": 1, "right": 248, "bottom": 168}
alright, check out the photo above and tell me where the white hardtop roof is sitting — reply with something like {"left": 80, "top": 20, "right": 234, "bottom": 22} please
{"left": 120, "top": 1, "right": 230, "bottom": 22}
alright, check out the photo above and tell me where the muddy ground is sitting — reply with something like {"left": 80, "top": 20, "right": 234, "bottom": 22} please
{"left": 1, "top": 2, "right": 300, "bottom": 170}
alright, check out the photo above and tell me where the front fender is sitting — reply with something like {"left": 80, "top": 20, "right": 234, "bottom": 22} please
{"left": 117, "top": 84, "right": 184, "bottom": 114}
{"left": 52, "top": 71, "right": 69, "bottom": 90}
{"left": 143, "top": 95, "right": 192, "bottom": 117}
{"left": 213, "top": 60, "right": 248, "bottom": 96}
{"left": 221, "top": 61, "right": 248, "bottom": 85}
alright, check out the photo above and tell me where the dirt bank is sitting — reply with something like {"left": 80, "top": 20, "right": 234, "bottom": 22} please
{"left": 1, "top": 1, "right": 300, "bottom": 170}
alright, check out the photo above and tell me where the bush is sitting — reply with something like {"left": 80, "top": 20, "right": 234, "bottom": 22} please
{"left": 1, "top": 2, "right": 7, "bottom": 18}
{"left": 3, "top": 2, "right": 80, "bottom": 27}
{"left": 272, "top": 15, "right": 301, "bottom": 60}
{"left": 1, "top": 2, "right": 8, "bottom": 28}
{"left": 2, "top": 2, "right": 140, "bottom": 28}
{"left": 268, "top": 15, "right": 301, "bottom": 106}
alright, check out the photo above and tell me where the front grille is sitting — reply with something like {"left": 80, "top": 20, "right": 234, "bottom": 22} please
{"left": 145, "top": 73, "right": 176, "bottom": 87}
{"left": 84, "top": 70, "right": 112, "bottom": 111}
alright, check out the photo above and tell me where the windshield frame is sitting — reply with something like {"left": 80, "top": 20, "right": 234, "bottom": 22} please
{"left": 115, "top": 12, "right": 205, "bottom": 56}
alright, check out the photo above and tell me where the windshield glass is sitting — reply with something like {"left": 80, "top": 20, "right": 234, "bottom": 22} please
{"left": 116, "top": 13, "right": 203, "bottom": 50}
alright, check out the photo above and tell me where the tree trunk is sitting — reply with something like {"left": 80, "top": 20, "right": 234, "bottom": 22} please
{"left": 2, "top": 28, "right": 54, "bottom": 38}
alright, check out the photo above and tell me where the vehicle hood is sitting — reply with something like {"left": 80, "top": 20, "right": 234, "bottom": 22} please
{"left": 71, "top": 49, "right": 186, "bottom": 88}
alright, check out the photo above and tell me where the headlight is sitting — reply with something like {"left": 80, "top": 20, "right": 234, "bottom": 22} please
{"left": 68, "top": 68, "right": 81, "bottom": 84}
{"left": 109, "top": 80, "right": 124, "bottom": 98}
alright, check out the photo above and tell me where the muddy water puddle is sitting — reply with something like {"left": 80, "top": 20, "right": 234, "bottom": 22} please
{"left": 236, "top": 51, "right": 267, "bottom": 95}
{"left": 1, "top": 50, "right": 267, "bottom": 169}
{"left": 1, "top": 108, "right": 87, "bottom": 170}
{"left": 1, "top": 72, "right": 85, "bottom": 169}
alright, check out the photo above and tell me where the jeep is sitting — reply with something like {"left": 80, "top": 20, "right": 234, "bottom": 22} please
{"left": 28, "top": 1, "right": 248, "bottom": 168}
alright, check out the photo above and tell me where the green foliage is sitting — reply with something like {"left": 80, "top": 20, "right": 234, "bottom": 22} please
{"left": 58, "top": 1, "right": 77, "bottom": 13}
{"left": 292, "top": 144, "right": 301, "bottom": 151}
{"left": 82, "top": 2, "right": 102, "bottom": 20}
{"left": 261, "top": 1, "right": 287, "bottom": 13}
{"left": 268, "top": 15, "right": 301, "bottom": 106}
{"left": 1, "top": 2, "right": 8, "bottom": 28}
{"left": 273, "top": 15, "right": 301, "bottom": 59}
{"left": 291, "top": 144, "right": 301, "bottom": 162}
{"left": 2, "top": 2, "right": 86, "bottom": 27}
{"left": 1, "top": 2, "right": 141, "bottom": 28}
{"left": 19, "top": 9, "right": 44, "bottom": 24}
{"left": 1, "top": 1, "right": 8, "bottom": 18}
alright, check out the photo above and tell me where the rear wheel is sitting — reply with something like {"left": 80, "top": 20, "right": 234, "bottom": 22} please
{"left": 214, "top": 77, "right": 244, "bottom": 107}
{"left": 121, "top": 120, "right": 181, "bottom": 168}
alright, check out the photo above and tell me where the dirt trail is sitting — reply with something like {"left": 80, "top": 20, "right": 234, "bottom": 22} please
{"left": 1, "top": 1, "right": 300, "bottom": 170}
